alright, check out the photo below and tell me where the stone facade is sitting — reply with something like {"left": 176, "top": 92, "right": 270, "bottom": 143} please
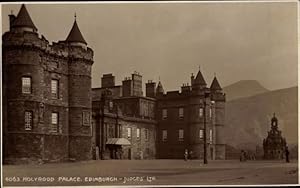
{"left": 156, "top": 71, "right": 226, "bottom": 160}
{"left": 92, "top": 70, "right": 226, "bottom": 160}
{"left": 92, "top": 73, "right": 157, "bottom": 160}
{"left": 3, "top": 4, "right": 227, "bottom": 163}
{"left": 2, "top": 4, "right": 93, "bottom": 164}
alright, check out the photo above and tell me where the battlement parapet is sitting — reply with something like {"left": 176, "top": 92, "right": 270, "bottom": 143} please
{"left": 3, "top": 31, "right": 93, "bottom": 62}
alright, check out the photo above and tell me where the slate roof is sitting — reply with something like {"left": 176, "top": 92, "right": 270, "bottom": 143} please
{"left": 194, "top": 70, "right": 207, "bottom": 86}
{"left": 210, "top": 76, "right": 222, "bottom": 90}
{"left": 66, "top": 19, "right": 87, "bottom": 44}
{"left": 156, "top": 81, "right": 164, "bottom": 93}
{"left": 11, "top": 4, "right": 37, "bottom": 31}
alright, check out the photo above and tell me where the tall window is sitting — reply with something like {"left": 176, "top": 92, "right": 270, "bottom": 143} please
{"left": 162, "top": 109, "right": 167, "bottom": 119}
{"left": 209, "top": 108, "right": 212, "bottom": 119}
{"left": 51, "top": 79, "right": 59, "bottom": 99}
{"left": 137, "top": 128, "right": 141, "bottom": 140}
{"left": 178, "top": 129, "right": 184, "bottom": 141}
{"left": 145, "top": 129, "right": 149, "bottom": 141}
{"left": 22, "top": 77, "right": 31, "bottom": 94}
{"left": 199, "top": 129, "right": 204, "bottom": 139}
{"left": 109, "top": 101, "right": 113, "bottom": 110}
{"left": 24, "top": 111, "right": 32, "bottom": 130}
{"left": 179, "top": 108, "right": 184, "bottom": 119}
{"left": 162, "top": 130, "right": 167, "bottom": 142}
{"left": 127, "top": 127, "right": 131, "bottom": 139}
{"left": 199, "top": 108, "right": 203, "bottom": 117}
{"left": 209, "top": 129, "right": 213, "bottom": 143}
{"left": 51, "top": 112, "right": 58, "bottom": 132}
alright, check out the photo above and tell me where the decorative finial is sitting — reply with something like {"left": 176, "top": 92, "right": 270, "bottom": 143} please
{"left": 74, "top": 12, "right": 77, "bottom": 20}
{"left": 159, "top": 76, "right": 160, "bottom": 82}
{"left": 214, "top": 72, "right": 216, "bottom": 77}
{"left": 10, "top": 10, "right": 13, "bottom": 15}
{"left": 273, "top": 112, "right": 275, "bottom": 117}
{"left": 199, "top": 65, "right": 201, "bottom": 70}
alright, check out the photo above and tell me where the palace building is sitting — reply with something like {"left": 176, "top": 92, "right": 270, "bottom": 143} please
{"left": 156, "top": 71, "right": 226, "bottom": 159}
{"left": 92, "top": 72, "right": 157, "bottom": 160}
{"left": 91, "top": 70, "right": 226, "bottom": 160}
{"left": 2, "top": 4, "right": 94, "bottom": 163}
{"left": 2, "top": 4, "right": 227, "bottom": 163}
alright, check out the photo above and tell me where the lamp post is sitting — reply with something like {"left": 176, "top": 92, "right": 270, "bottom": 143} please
{"left": 100, "top": 92, "right": 106, "bottom": 160}
{"left": 203, "top": 90, "right": 210, "bottom": 164}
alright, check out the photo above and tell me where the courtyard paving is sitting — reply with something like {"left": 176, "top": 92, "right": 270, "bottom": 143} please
{"left": 2, "top": 159, "right": 299, "bottom": 186}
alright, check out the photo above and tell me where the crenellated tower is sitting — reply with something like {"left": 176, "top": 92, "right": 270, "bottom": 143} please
{"left": 2, "top": 4, "right": 94, "bottom": 163}
{"left": 65, "top": 16, "right": 94, "bottom": 160}
{"left": 188, "top": 69, "right": 210, "bottom": 159}
{"left": 210, "top": 75, "right": 226, "bottom": 159}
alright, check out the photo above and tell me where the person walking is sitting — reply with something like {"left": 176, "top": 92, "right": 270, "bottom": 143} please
{"left": 285, "top": 146, "right": 290, "bottom": 163}
{"left": 184, "top": 149, "right": 188, "bottom": 161}
{"left": 240, "top": 150, "right": 245, "bottom": 162}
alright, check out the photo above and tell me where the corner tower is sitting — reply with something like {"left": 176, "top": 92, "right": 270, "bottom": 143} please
{"left": 3, "top": 4, "right": 46, "bottom": 163}
{"left": 210, "top": 75, "right": 226, "bottom": 159}
{"left": 3, "top": 5, "right": 94, "bottom": 164}
{"left": 66, "top": 15, "right": 94, "bottom": 160}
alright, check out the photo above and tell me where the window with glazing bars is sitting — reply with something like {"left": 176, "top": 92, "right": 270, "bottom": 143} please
{"left": 51, "top": 112, "right": 58, "bottom": 132}
{"left": 25, "top": 111, "right": 32, "bottom": 130}
{"left": 22, "top": 77, "right": 31, "bottom": 94}
{"left": 51, "top": 79, "right": 59, "bottom": 99}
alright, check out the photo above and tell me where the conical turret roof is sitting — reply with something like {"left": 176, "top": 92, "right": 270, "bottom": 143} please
{"left": 194, "top": 69, "right": 207, "bottom": 86}
{"left": 156, "top": 81, "right": 164, "bottom": 93}
{"left": 210, "top": 76, "right": 222, "bottom": 90}
{"left": 66, "top": 19, "right": 87, "bottom": 45}
{"left": 11, "top": 4, "right": 37, "bottom": 31}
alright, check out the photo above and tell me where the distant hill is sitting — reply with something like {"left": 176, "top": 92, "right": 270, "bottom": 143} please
{"left": 223, "top": 80, "right": 269, "bottom": 101}
{"left": 224, "top": 86, "right": 298, "bottom": 152}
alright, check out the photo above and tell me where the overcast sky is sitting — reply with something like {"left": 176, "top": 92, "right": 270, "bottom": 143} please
{"left": 2, "top": 2, "right": 298, "bottom": 91}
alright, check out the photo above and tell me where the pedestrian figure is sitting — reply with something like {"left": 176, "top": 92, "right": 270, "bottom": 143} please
{"left": 184, "top": 149, "right": 188, "bottom": 161}
{"left": 285, "top": 146, "right": 290, "bottom": 163}
{"left": 119, "top": 149, "right": 123, "bottom": 160}
{"left": 240, "top": 150, "right": 245, "bottom": 162}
